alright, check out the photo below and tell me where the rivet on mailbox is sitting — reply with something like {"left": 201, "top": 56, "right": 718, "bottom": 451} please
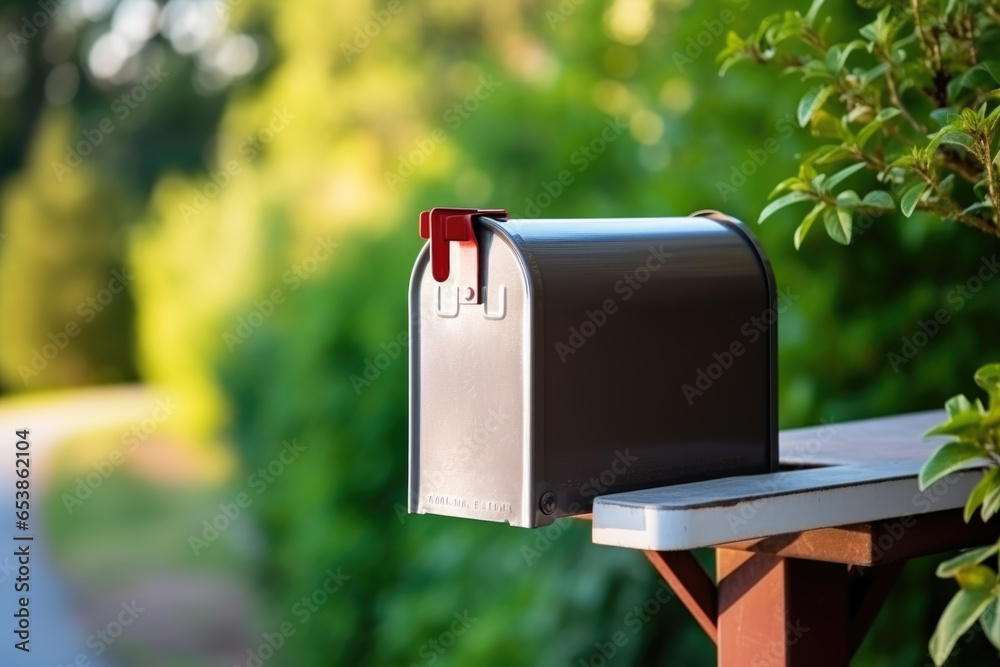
{"left": 409, "top": 208, "right": 778, "bottom": 527}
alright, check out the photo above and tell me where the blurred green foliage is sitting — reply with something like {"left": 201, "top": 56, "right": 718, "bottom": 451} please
{"left": 5, "top": 0, "right": 1000, "bottom": 664}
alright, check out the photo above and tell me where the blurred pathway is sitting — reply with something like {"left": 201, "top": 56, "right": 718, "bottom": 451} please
{"left": 0, "top": 385, "right": 255, "bottom": 667}
{"left": 0, "top": 385, "right": 158, "bottom": 666}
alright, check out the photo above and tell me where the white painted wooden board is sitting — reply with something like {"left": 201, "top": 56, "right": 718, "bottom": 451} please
{"left": 591, "top": 410, "right": 986, "bottom": 551}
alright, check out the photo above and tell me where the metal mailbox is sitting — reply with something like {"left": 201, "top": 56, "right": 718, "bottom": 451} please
{"left": 408, "top": 207, "right": 777, "bottom": 528}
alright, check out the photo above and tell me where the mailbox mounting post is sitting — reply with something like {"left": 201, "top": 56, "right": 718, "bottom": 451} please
{"left": 592, "top": 411, "right": 1000, "bottom": 666}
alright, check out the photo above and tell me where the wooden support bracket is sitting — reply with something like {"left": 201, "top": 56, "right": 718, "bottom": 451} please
{"left": 643, "top": 550, "right": 718, "bottom": 644}
{"left": 642, "top": 550, "right": 906, "bottom": 666}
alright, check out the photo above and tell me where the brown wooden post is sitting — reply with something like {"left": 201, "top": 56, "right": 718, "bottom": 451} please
{"left": 716, "top": 549, "right": 850, "bottom": 667}
{"left": 644, "top": 550, "right": 718, "bottom": 643}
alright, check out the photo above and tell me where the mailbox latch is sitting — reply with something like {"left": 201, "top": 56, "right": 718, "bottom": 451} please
{"left": 419, "top": 207, "right": 508, "bottom": 305}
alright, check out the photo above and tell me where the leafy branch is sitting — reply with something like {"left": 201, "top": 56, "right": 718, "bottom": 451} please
{"left": 920, "top": 364, "right": 1000, "bottom": 665}
{"left": 719, "top": 0, "right": 1000, "bottom": 245}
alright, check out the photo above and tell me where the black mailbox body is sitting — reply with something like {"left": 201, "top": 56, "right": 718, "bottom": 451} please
{"left": 409, "top": 209, "right": 777, "bottom": 527}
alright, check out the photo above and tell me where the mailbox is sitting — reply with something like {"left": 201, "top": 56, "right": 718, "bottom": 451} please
{"left": 409, "top": 208, "right": 777, "bottom": 527}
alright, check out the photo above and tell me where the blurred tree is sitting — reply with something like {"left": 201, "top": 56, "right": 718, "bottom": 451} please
{"left": 0, "top": 0, "right": 266, "bottom": 393}
{"left": 0, "top": 112, "right": 136, "bottom": 388}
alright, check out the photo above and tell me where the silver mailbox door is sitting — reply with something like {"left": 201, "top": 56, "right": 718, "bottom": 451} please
{"left": 409, "top": 226, "right": 531, "bottom": 526}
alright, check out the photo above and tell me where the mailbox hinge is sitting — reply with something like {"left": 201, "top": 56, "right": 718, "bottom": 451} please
{"left": 419, "top": 207, "right": 508, "bottom": 305}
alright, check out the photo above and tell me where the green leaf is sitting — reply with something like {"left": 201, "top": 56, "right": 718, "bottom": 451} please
{"left": 800, "top": 59, "right": 836, "bottom": 81}
{"left": 768, "top": 177, "right": 803, "bottom": 200}
{"left": 974, "top": 364, "right": 1000, "bottom": 403}
{"left": 718, "top": 35, "right": 750, "bottom": 77}
{"left": 975, "top": 179, "right": 991, "bottom": 199}
{"left": 759, "top": 191, "right": 814, "bottom": 223}
{"left": 938, "top": 544, "right": 1000, "bottom": 578}
{"left": 825, "top": 40, "right": 865, "bottom": 73}
{"left": 815, "top": 145, "right": 855, "bottom": 165}
{"left": 856, "top": 108, "right": 901, "bottom": 149}
{"left": 981, "top": 599, "right": 1000, "bottom": 650}
{"left": 835, "top": 190, "right": 861, "bottom": 207}
{"left": 929, "top": 589, "right": 994, "bottom": 666}
{"left": 983, "top": 482, "right": 1000, "bottom": 522}
{"left": 875, "top": 107, "right": 901, "bottom": 122}
{"left": 901, "top": 183, "right": 927, "bottom": 217}
{"left": 798, "top": 85, "right": 833, "bottom": 127}
{"left": 837, "top": 39, "right": 866, "bottom": 71}
{"left": 965, "top": 469, "right": 1000, "bottom": 523}
{"left": 855, "top": 121, "right": 883, "bottom": 150}
{"left": 988, "top": 104, "right": 1000, "bottom": 131}
{"left": 861, "top": 190, "right": 894, "bottom": 210}
{"left": 939, "top": 174, "right": 956, "bottom": 196}
{"left": 963, "top": 201, "right": 994, "bottom": 216}
{"left": 859, "top": 62, "right": 889, "bottom": 86}
{"left": 938, "top": 131, "right": 974, "bottom": 149}
{"left": 888, "top": 153, "right": 918, "bottom": 169}
{"left": 766, "top": 13, "right": 805, "bottom": 45}
{"left": 823, "top": 162, "right": 866, "bottom": 190}
{"left": 957, "top": 61, "right": 1000, "bottom": 90}
{"left": 956, "top": 565, "right": 999, "bottom": 592}
{"left": 930, "top": 107, "right": 957, "bottom": 128}
{"left": 824, "top": 45, "right": 841, "bottom": 73}
{"left": 823, "top": 206, "right": 852, "bottom": 244}
{"left": 805, "top": 0, "right": 826, "bottom": 27}
{"left": 810, "top": 110, "right": 850, "bottom": 141}
{"left": 925, "top": 395, "right": 986, "bottom": 439}
{"left": 794, "top": 202, "right": 826, "bottom": 250}
{"left": 919, "top": 441, "right": 985, "bottom": 491}
{"left": 947, "top": 394, "right": 975, "bottom": 418}
{"left": 800, "top": 144, "right": 839, "bottom": 167}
